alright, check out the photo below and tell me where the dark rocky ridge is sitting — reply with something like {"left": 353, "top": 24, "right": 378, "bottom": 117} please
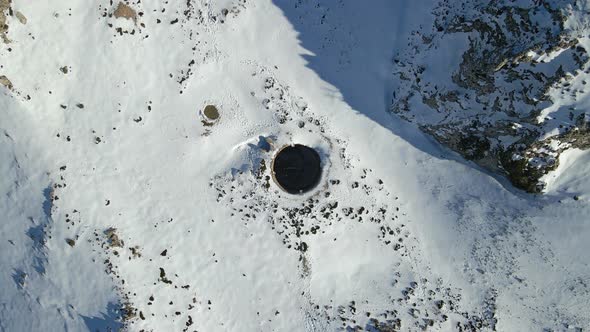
{"left": 391, "top": 0, "right": 590, "bottom": 192}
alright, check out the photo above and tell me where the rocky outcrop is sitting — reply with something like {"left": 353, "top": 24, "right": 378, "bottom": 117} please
{"left": 0, "top": 0, "right": 11, "bottom": 43}
{"left": 391, "top": 0, "right": 590, "bottom": 192}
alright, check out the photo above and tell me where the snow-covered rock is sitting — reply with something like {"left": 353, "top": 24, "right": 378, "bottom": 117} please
{"left": 391, "top": 0, "right": 590, "bottom": 192}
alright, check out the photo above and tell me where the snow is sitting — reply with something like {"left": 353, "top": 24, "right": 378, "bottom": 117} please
{"left": 542, "top": 148, "right": 590, "bottom": 195}
{"left": 1, "top": 0, "right": 589, "bottom": 331}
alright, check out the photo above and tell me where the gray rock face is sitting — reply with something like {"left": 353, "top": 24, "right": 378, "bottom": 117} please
{"left": 391, "top": 0, "right": 590, "bottom": 192}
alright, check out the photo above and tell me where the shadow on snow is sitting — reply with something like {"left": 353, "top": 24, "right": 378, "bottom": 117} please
{"left": 271, "top": 0, "right": 538, "bottom": 200}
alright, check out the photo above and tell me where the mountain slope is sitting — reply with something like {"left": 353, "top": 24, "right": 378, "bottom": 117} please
{"left": 0, "top": 0, "right": 589, "bottom": 331}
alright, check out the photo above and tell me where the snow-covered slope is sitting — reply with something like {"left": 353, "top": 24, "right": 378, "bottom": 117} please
{"left": 1, "top": 1, "right": 589, "bottom": 331}
{"left": 391, "top": 0, "right": 590, "bottom": 193}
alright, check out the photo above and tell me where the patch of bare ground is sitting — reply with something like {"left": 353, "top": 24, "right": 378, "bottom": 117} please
{"left": 113, "top": 2, "right": 137, "bottom": 23}
{"left": 0, "top": 75, "right": 12, "bottom": 90}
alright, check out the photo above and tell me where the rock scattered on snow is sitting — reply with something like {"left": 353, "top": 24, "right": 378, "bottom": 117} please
{"left": 0, "top": 75, "right": 13, "bottom": 90}
{"left": 105, "top": 227, "right": 123, "bottom": 248}
{"left": 14, "top": 11, "right": 26, "bottom": 25}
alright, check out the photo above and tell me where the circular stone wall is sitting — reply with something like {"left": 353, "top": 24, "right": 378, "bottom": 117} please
{"left": 272, "top": 144, "right": 322, "bottom": 194}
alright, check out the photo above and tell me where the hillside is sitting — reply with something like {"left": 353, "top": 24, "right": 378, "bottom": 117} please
{"left": 1, "top": 1, "right": 589, "bottom": 331}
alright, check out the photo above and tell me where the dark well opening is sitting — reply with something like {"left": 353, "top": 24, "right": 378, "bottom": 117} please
{"left": 272, "top": 144, "right": 322, "bottom": 194}
{"left": 203, "top": 105, "right": 220, "bottom": 120}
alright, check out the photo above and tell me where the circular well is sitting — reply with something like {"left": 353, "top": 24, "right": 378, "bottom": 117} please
{"left": 203, "top": 105, "right": 220, "bottom": 121}
{"left": 272, "top": 144, "right": 322, "bottom": 194}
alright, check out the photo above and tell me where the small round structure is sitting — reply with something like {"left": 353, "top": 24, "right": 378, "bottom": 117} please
{"left": 272, "top": 144, "right": 322, "bottom": 194}
{"left": 203, "top": 105, "right": 220, "bottom": 121}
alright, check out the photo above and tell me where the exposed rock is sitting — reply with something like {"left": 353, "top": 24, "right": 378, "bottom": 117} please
{"left": 105, "top": 227, "right": 123, "bottom": 247}
{"left": 121, "top": 302, "right": 137, "bottom": 321}
{"left": 391, "top": 0, "right": 590, "bottom": 192}
{"left": 130, "top": 246, "right": 141, "bottom": 258}
{"left": 0, "top": 75, "right": 13, "bottom": 90}
{"left": 113, "top": 2, "right": 137, "bottom": 24}
{"left": 0, "top": 0, "right": 11, "bottom": 43}
{"left": 15, "top": 11, "right": 26, "bottom": 25}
